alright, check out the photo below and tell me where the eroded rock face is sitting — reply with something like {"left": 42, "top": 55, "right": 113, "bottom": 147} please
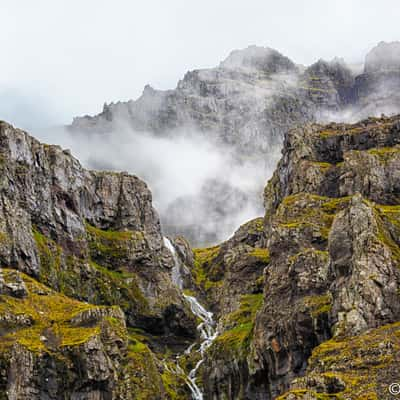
{"left": 0, "top": 269, "right": 126, "bottom": 400}
{"left": 200, "top": 114, "right": 400, "bottom": 399}
{"left": 0, "top": 122, "right": 201, "bottom": 399}
{"left": 0, "top": 121, "right": 196, "bottom": 337}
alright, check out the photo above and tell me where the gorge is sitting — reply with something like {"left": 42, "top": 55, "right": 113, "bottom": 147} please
{"left": 1, "top": 41, "right": 400, "bottom": 399}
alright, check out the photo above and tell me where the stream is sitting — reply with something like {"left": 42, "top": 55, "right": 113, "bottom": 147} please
{"left": 163, "top": 237, "right": 218, "bottom": 400}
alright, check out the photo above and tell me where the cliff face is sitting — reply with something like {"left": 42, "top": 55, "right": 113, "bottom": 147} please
{"left": 0, "top": 121, "right": 196, "bottom": 399}
{"left": 200, "top": 115, "right": 400, "bottom": 400}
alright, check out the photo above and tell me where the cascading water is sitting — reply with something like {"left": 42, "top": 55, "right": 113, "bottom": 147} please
{"left": 163, "top": 237, "right": 218, "bottom": 400}
{"left": 163, "top": 237, "right": 184, "bottom": 289}
{"left": 183, "top": 294, "right": 218, "bottom": 400}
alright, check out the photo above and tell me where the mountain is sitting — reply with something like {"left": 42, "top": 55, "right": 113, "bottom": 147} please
{"left": 3, "top": 111, "right": 400, "bottom": 398}
{"left": 67, "top": 42, "right": 400, "bottom": 246}
{"left": 2, "top": 41, "right": 400, "bottom": 400}
{"left": 195, "top": 114, "right": 400, "bottom": 399}
{"left": 70, "top": 42, "right": 400, "bottom": 145}
{"left": 0, "top": 120, "right": 197, "bottom": 399}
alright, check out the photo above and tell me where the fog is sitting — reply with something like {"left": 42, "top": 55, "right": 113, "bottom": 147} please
{"left": 51, "top": 124, "right": 278, "bottom": 244}
{"left": 2, "top": 1, "right": 400, "bottom": 125}
{"left": 2, "top": 1, "right": 400, "bottom": 244}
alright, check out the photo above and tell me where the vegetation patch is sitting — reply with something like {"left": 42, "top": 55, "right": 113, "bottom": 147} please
{"left": 33, "top": 228, "right": 63, "bottom": 286}
{"left": 33, "top": 227, "right": 149, "bottom": 315}
{"left": 211, "top": 293, "right": 263, "bottom": 356}
{"left": 303, "top": 293, "right": 332, "bottom": 318}
{"left": 86, "top": 222, "right": 145, "bottom": 267}
{"left": 281, "top": 322, "right": 400, "bottom": 399}
{"left": 192, "top": 245, "right": 222, "bottom": 290}
{"left": 368, "top": 145, "right": 400, "bottom": 162}
{"left": 372, "top": 205, "right": 400, "bottom": 265}
{"left": 249, "top": 248, "right": 270, "bottom": 264}
{"left": 0, "top": 269, "right": 107, "bottom": 353}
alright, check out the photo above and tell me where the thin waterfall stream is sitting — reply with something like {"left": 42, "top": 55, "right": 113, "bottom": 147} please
{"left": 163, "top": 237, "right": 218, "bottom": 400}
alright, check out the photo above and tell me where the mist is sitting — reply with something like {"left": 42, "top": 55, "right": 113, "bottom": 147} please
{"left": 51, "top": 124, "right": 279, "bottom": 245}
{"left": 2, "top": 1, "right": 400, "bottom": 245}
{"left": 20, "top": 40, "right": 400, "bottom": 245}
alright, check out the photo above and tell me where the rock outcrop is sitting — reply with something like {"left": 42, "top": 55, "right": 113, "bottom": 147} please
{"left": 198, "top": 114, "right": 400, "bottom": 399}
{"left": 0, "top": 121, "right": 197, "bottom": 399}
{"left": 0, "top": 120, "right": 196, "bottom": 336}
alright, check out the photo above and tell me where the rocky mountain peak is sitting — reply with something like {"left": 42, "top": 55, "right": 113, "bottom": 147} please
{"left": 219, "top": 45, "right": 297, "bottom": 74}
{"left": 364, "top": 40, "right": 400, "bottom": 73}
{"left": 67, "top": 42, "right": 400, "bottom": 247}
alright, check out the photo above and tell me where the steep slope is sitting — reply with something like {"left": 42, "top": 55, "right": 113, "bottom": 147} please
{"left": 0, "top": 121, "right": 199, "bottom": 399}
{"left": 191, "top": 115, "right": 400, "bottom": 399}
{"left": 0, "top": 120, "right": 196, "bottom": 336}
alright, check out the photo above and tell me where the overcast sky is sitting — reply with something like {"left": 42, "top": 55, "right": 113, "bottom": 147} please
{"left": 1, "top": 0, "right": 399, "bottom": 132}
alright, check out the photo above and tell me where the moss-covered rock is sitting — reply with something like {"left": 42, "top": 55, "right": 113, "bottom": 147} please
{"left": 279, "top": 322, "right": 400, "bottom": 399}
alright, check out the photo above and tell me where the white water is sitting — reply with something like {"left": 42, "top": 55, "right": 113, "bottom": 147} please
{"left": 163, "top": 237, "right": 184, "bottom": 289}
{"left": 163, "top": 237, "right": 218, "bottom": 400}
{"left": 183, "top": 294, "right": 218, "bottom": 400}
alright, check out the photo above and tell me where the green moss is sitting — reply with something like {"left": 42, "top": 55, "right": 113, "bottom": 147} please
{"left": 89, "top": 260, "right": 149, "bottom": 313}
{"left": 211, "top": 293, "right": 263, "bottom": 356}
{"left": 299, "top": 322, "right": 400, "bottom": 399}
{"left": 192, "top": 246, "right": 222, "bottom": 290}
{"left": 33, "top": 226, "right": 150, "bottom": 315}
{"left": 128, "top": 337, "right": 148, "bottom": 353}
{"left": 214, "top": 323, "right": 254, "bottom": 351}
{"left": 104, "top": 316, "right": 128, "bottom": 341}
{"left": 321, "top": 196, "right": 352, "bottom": 214}
{"left": 122, "top": 330, "right": 187, "bottom": 400}
{"left": 303, "top": 293, "right": 332, "bottom": 318}
{"left": 318, "top": 126, "right": 364, "bottom": 138}
{"left": 277, "top": 194, "right": 351, "bottom": 241}
{"left": 277, "top": 389, "right": 345, "bottom": 400}
{"left": 0, "top": 269, "right": 106, "bottom": 353}
{"left": 0, "top": 232, "right": 9, "bottom": 244}
{"left": 242, "top": 217, "right": 265, "bottom": 234}
{"left": 372, "top": 206, "right": 400, "bottom": 265}
{"left": 368, "top": 146, "right": 400, "bottom": 162}
{"left": 249, "top": 248, "right": 270, "bottom": 264}
{"left": 193, "top": 246, "right": 220, "bottom": 266}
{"left": 308, "top": 161, "right": 334, "bottom": 170}
{"left": 86, "top": 223, "right": 145, "bottom": 265}
{"left": 161, "top": 361, "right": 189, "bottom": 400}
{"left": 33, "top": 228, "right": 63, "bottom": 286}
{"left": 289, "top": 248, "right": 329, "bottom": 264}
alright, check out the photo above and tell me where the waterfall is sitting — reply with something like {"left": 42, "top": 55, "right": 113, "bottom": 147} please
{"left": 183, "top": 294, "right": 218, "bottom": 400}
{"left": 163, "top": 237, "right": 218, "bottom": 400}
{"left": 163, "top": 237, "right": 184, "bottom": 289}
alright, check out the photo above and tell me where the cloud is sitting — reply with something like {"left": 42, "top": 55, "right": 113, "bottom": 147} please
{"left": 53, "top": 124, "right": 277, "bottom": 245}
{"left": 1, "top": 0, "right": 400, "bottom": 125}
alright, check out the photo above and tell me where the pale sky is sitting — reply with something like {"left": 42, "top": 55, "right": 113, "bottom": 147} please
{"left": 1, "top": 0, "right": 399, "bottom": 131}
